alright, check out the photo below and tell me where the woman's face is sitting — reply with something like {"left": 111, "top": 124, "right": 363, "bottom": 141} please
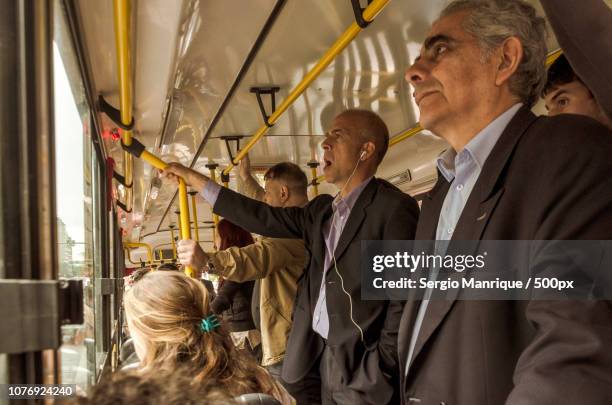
{"left": 214, "top": 231, "right": 221, "bottom": 251}
{"left": 127, "top": 317, "right": 149, "bottom": 361}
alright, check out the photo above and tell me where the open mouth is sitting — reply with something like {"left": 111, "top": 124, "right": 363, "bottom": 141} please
{"left": 323, "top": 158, "right": 332, "bottom": 169}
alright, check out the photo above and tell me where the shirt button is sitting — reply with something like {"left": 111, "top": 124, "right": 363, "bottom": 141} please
{"left": 456, "top": 184, "right": 464, "bottom": 191}
{"left": 447, "top": 228, "right": 454, "bottom": 234}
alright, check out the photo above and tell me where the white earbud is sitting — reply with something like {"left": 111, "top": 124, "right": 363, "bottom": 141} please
{"left": 360, "top": 150, "right": 366, "bottom": 161}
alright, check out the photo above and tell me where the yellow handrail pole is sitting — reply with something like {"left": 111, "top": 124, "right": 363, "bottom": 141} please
{"left": 124, "top": 248, "right": 138, "bottom": 266}
{"left": 140, "top": 150, "right": 168, "bottom": 171}
{"left": 124, "top": 242, "right": 153, "bottom": 264}
{"left": 175, "top": 210, "right": 183, "bottom": 237}
{"left": 307, "top": 161, "right": 320, "bottom": 196}
{"left": 189, "top": 191, "right": 200, "bottom": 243}
{"left": 389, "top": 124, "right": 423, "bottom": 147}
{"left": 178, "top": 179, "right": 195, "bottom": 277}
{"left": 546, "top": 48, "right": 563, "bottom": 67}
{"left": 221, "top": 0, "right": 391, "bottom": 176}
{"left": 311, "top": 167, "right": 319, "bottom": 195}
{"left": 206, "top": 164, "right": 220, "bottom": 243}
{"left": 168, "top": 225, "right": 177, "bottom": 259}
{"left": 113, "top": 0, "right": 134, "bottom": 212}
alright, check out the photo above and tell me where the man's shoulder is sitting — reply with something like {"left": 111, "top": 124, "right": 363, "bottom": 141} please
{"left": 372, "top": 178, "right": 418, "bottom": 206}
{"left": 521, "top": 113, "right": 612, "bottom": 157}
{"left": 305, "top": 193, "right": 334, "bottom": 210}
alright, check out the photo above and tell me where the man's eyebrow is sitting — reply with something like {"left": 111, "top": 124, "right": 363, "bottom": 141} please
{"left": 423, "top": 34, "right": 455, "bottom": 51}
{"left": 551, "top": 89, "right": 568, "bottom": 102}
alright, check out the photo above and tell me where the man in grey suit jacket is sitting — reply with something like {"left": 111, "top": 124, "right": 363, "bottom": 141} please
{"left": 399, "top": 1, "right": 612, "bottom": 404}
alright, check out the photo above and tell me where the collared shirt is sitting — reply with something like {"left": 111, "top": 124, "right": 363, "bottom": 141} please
{"left": 200, "top": 176, "right": 374, "bottom": 339}
{"left": 313, "top": 176, "right": 373, "bottom": 339}
{"left": 405, "top": 103, "right": 522, "bottom": 374}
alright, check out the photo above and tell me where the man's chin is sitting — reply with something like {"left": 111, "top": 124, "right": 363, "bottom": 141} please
{"left": 417, "top": 110, "right": 442, "bottom": 133}
{"left": 323, "top": 170, "right": 336, "bottom": 184}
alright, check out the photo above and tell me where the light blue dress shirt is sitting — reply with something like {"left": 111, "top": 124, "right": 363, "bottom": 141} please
{"left": 405, "top": 103, "right": 523, "bottom": 374}
{"left": 312, "top": 176, "right": 373, "bottom": 339}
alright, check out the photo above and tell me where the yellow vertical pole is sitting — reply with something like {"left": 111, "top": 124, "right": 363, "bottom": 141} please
{"left": 168, "top": 225, "right": 177, "bottom": 259}
{"left": 206, "top": 164, "right": 220, "bottom": 244}
{"left": 178, "top": 179, "right": 194, "bottom": 277}
{"left": 175, "top": 210, "right": 182, "bottom": 236}
{"left": 189, "top": 191, "right": 200, "bottom": 243}
{"left": 112, "top": 0, "right": 134, "bottom": 212}
{"left": 307, "top": 161, "right": 320, "bottom": 196}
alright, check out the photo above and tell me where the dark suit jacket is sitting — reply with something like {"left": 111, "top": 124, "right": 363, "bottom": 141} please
{"left": 214, "top": 178, "right": 419, "bottom": 404}
{"left": 398, "top": 107, "right": 612, "bottom": 405}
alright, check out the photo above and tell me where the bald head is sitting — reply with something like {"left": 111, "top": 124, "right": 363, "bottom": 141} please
{"left": 336, "top": 109, "right": 390, "bottom": 165}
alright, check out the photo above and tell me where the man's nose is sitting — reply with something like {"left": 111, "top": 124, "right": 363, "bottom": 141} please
{"left": 321, "top": 137, "right": 331, "bottom": 150}
{"left": 405, "top": 59, "right": 427, "bottom": 85}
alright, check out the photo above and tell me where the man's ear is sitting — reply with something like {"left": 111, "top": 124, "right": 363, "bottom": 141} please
{"left": 495, "top": 36, "right": 523, "bottom": 87}
{"left": 361, "top": 141, "right": 376, "bottom": 161}
{"left": 280, "top": 185, "right": 290, "bottom": 203}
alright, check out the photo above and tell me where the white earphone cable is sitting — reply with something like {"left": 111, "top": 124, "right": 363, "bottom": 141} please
{"left": 329, "top": 149, "right": 366, "bottom": 342}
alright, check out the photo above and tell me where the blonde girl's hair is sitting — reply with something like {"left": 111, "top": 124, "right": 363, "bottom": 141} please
{"left": 124, "top": 270, "right": 279, "bottom": 398}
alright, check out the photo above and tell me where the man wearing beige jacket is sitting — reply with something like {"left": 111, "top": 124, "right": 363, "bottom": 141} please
{"left": 178, "top": 156, "right": 319, "bottom": 404}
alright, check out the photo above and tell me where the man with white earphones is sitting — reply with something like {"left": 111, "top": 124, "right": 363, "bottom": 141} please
{"left": 164, "top": 109, "right": 419, "bottom": 405}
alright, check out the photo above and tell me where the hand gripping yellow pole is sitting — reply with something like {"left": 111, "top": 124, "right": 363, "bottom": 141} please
{"left": 126, "top": 146, "right": 194, "bottom": 276}
{"left": 178, "top": 179, "right": 194, "bottom": 277}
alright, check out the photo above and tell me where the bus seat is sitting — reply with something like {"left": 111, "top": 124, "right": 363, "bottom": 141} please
{"left": 120, "top": 361, "right": 140, "bottom": 371}
{"left": 234, "top": 393, "right": 281, "bottom": 405}
{"left": 120, "top": 337, "right": 136, "bottom": 363}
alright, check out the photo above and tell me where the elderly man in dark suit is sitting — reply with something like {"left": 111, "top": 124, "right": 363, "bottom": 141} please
{"left": 399, "top": 0, "right": 612, "bottom": 404}
{"left": 164, "top": 109, "right": 419, "bottom": 405}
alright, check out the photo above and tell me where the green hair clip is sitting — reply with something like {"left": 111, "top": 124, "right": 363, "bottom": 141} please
{"left": 200, "top": 315, "right": 220, "bottom": 333}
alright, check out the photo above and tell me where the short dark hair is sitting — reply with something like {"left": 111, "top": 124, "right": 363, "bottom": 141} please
{"left": 264, "top": 162, "right": 308, "bottom": 196}
{"left": 337, "top": 109, "right": 389, "bottom": 165}
{"left": 541, "top": 54, "right": 588, "bottom": 98}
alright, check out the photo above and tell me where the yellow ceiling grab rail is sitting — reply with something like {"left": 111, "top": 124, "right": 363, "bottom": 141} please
{"left": 221, "top": 0, "right": 391, "bottom": 177}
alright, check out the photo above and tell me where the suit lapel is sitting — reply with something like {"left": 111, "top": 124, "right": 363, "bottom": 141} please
{"left": 415, "top": 175, "right": 450, "bottom": 240}
{"left": 311, "top": 203, "right": 333, "bottom": 308}
{"left": 332, "top": 179, "right": 377, "bottom": 261}
{"left": 399, "top": 174, "right": 449, "bottom": 382}
{"left": 406, "top": 106, "right": 539, "bottom": 373}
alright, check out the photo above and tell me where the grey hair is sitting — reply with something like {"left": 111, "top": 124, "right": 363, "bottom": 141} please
{"left": 440, "top": 0, "right": 548, "bottom": 107}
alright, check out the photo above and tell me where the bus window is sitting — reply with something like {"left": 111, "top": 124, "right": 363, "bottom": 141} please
{"left": 53, "top": 0, "right": 105, "bottom": 390}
